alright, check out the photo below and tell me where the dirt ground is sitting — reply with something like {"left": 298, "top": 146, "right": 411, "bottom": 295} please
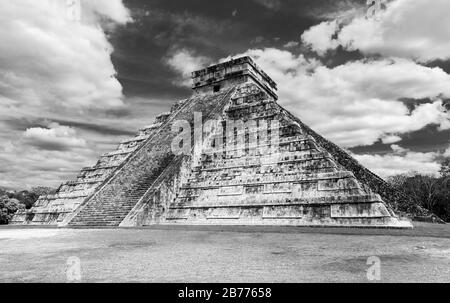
{"left": 0, "top": 223, "right": 449, "bottom": 283}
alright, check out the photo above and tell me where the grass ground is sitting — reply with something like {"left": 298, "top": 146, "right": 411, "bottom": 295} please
{"left": 0, "top": 223, "right": 449, "bottom": 283}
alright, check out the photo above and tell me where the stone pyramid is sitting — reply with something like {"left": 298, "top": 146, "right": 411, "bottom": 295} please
{"left": 12, "top": 57, "right": 412, "bottom": 228}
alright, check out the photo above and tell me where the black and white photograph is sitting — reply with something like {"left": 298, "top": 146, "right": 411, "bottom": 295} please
{"left": 0, "top": 0, "right": 449, "bottom": 287}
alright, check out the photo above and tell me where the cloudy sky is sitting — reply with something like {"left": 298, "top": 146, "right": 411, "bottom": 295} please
{"left": 0, "top": 0, "right": 449, "bottom": 189}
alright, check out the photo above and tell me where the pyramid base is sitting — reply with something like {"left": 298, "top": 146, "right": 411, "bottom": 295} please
{"left": 122, "top": 204, "right": 414, "bottom": 229}
{"left": 149, "top": 218, "right": 413, "bottom": 229}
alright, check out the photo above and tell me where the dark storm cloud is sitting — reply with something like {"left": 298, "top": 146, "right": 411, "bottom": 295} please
{"left": 112, "top": 0, "right": 343, "bottom": 99}
{"left": 110, "top": 0, "right": 371, "bottom": 100}
{"left": 52, "top": 119, "right": 136, "bottom": 137}
{"left": 427, "top": 59, "right": 450, "bottom": 75}
{"left": 2, "top": 117, "right": 136, "bottom": 137}
{"left": 400, "top": 126, "right": 450, "bottom": 153}
{"left": 351, "top": 126, "right": 450, "bottom": 155}
{"left": 22, "top": 140, "right": 73, "bottom": 152}
{"left": 2, "top": 117, "right": 49, "bottom": 132}
{"left": 317, "top": 46, "right": 365, "bottom": 68}
{"left": 444, "top": 100, "right": 450, "bottom": 111}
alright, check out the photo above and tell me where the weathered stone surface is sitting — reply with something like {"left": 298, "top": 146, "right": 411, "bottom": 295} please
{"left": 13, "top": 56, "right": 412, "bottom": 228}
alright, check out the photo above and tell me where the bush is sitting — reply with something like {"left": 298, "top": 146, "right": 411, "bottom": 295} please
{"left": 0, "top": 196, "right": 23, "bottom": 225}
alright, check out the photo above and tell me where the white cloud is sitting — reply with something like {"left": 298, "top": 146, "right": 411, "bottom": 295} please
{"left": 0, "top": 0, "right": 132, "bottom": 189}
{"left": 301, "top": 20, "right": 339, "bottom": 55}
{"left": 304, "top": 0, "right": 450, "bottom": 63}
{"left": 0, "top": 0, "right": 131, "bottom": 116}
{"left": 82, "top": 0, "right": 132, "bottom": 24}
{"left": 381, "top": 135, "right": 402, "bottom": 144}
{"left": 283, "top": 41, "right": 299, "bottom": 48}
{"left": 166, "top": 49, "right": 211, "bottom": 87}
{"left": 444, "top": 145, "right": 450, "bottom": 158}
{"left": 354, "top": 145, "right": 443, "bottom": 178}
{"left": 23, "top": 123, "right": 87, "bottom": 151}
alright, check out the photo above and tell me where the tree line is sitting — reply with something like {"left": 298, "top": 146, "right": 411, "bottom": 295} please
{"left": 0, "top": 187, "right": 55, "bottom": 224}
{"left": 387, "top": 159, "right": 450, "bottom": 222}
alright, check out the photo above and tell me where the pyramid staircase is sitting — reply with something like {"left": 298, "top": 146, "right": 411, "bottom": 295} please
{"left": 66, "top": 177, "right": 159, "bottom": 226}
{"left": 66, "top": 89, "right": 235, "bottom": 226}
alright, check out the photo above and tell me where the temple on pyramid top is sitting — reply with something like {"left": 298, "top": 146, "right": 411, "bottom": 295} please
{"left": 192, "top": 56, "right": 278, "bottom": 100}
{"left": 12, "top": 56, "right": 414, "bottom": 229}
